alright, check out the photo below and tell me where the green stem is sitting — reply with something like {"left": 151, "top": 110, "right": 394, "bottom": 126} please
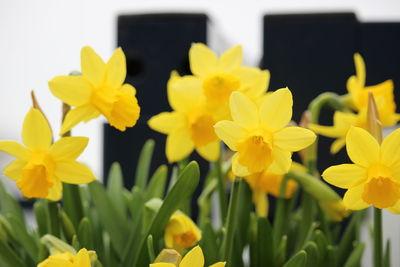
{"left": 47, "top": 201, "right": 60, "bottom": 237}
{"left": 273, "top": 175, "right": 289, "bottom": 247}
{"left": 221, "top": 178, "right": 242, "bottom": 263}
{"left": 374, "top": 208, "right": 383, "bottom": 267}
{"left": 216, "top": 154, "right": 228, "bottom": 225}
{"left": 306, "top": 92, "right": 349, "bottom": 175}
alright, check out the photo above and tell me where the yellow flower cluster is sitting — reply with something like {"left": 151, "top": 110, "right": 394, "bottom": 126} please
{"left": 38, "top": 248, "right": 91, "bottom": 267}
{"left": 309, "top": 53, "right": 400, "bottom": 153}
{"left": 0, "top": 46, "right": 140, "bottom": 201}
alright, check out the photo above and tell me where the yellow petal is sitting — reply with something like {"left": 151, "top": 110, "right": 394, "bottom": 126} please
{"left": 148, "top": 112, "right": 186, "bottom": 135}
{"left": 105, "top": 47, "right": 126, "bottom": 88}
{"left": 166, "top": 129, "right": 194, "bottom": 163}
{"left": 213, "top": 120, "right": 246, "bottom": 151}
{"left": 322, "top": 164, "right": 367, "bottom": 189}
{"left": 209, "top": 263, "right": 226, "bottom": 267}
{"left": 308, "top": 124, "right": 343, "bottom": 138}
{"left": 381, "top": 128, "right": 400, "bottom": 167}
{"left": 196, "top": 141, "right": 220, "bottom": 162}
{"left": 346, "top": 127, "right": 379, "bottom": 167}
{"left": 23, "top": 108, "right": 52, "bottom": 150}
{"left": 253, "top": 190, "right": 268, "bottom": 217}
{"left": 235, "top": 68, "right": 270, "bottom": 99}
{"left": 50, "top": 137, "right": 89, "bottom": 161}
{"left": 387, "top": 200, "right": 400, "bottom": 214}
{"left": 168, "top": 76, "right": 202, "bottom": 113}
{"left": 0, "top": 141, "right": 29, "bottom": 160}
{"left": 60, "top": 105, "right": 100, "bottom": 136}
{"left": 47, "top": 181, "right": 62, "bottom": 201}
{"left": 150, "top": 264, "right": 176, "bottom": 267}
{"left": 232, "top": 153, "right": 250, "bottom": 177}
{"left": 81, "top": 46, "right": 106, "bottom": 85}
{"left": 267, "top": 148, "right": 291, "bottom": 175}
{"left": 330, "top": 138, "right": 346, "bottom": 154}
{"left": 273, "top": 127, "right": 316, "bottom": 152}
{"left": 75, "top": 248, "right": 91, "bottom": 267}
{"left": 189, "top": 43, "right": 217, "bottom": 77}
{"left": 48, "top": 76, "right": 92, "bottom": 106}
{"left": 230, "top": 91, "right": 258, "bottom": 130}
{"left": 4, "top": 159, "right": 26, "bottom": 181}
{"left": 120, "top": 83, "right": 137, "bottom": 96}
{"left": 354, "top": 53, "right": 366, "bottom": 87}
{"left": 180, "top": 246, "right": 204, "bottom": 267}
{"left": 54, "top": 161, "right": 96, "bottom": 184}
{"left": 218, "top": 45, "right": 242, "bottom": 72}
{"left": 343, "top": 183, "right": 369, "bottom": 210}
{"left": 259, "top": 88, "right": 292, "bottom": 132}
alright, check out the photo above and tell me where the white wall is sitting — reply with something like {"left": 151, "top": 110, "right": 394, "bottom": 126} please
{"left": 1, "top": 1, "right": 400, "bottom": 266}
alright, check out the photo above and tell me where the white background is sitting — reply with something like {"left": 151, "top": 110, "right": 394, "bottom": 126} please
{"left": 1, "top": 1, "right": 400, "bottom": 266}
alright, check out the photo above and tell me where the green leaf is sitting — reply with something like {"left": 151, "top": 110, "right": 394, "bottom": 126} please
{"left": 78, "top": 217, "right": 93, "bottom": 250}
{"left": 145, "top": 165, "right": 168, "bottom": 201}
{"left": 107, "top": 162, "right": 127, "bottom": 218}
{"left": 283, "top": 250, "right": 307, "bottom": 267}
{"left": 200, "top": 221, "right": 219, "bottom": 266}
{"left": 62, "top": 184, "right": 84, "bottom": 229}
{"left": 47, "top": 201, "right": 60, "bottom": 237}
{"left": 0, "top": 240, "right": 27, "bottom": 267}
{"left": 276, "top": 235, "right": 288, "bottom": 266}
{"left": 337, "top": 211, "right": 363, "bottom": 266}
{"left": 303, "top": 241, "right": 319, "bottom": 267}
{"left": 0, "top": 181, "right": 25, "bottom": 226}
{"left": 288, "top": 171, "right": 340, "bottom": 201}
{"left": 126, "top": 161, "right": 200, "bottom": 267}
{"left": 34, "top": 200, "right": 49, "bottom": 237}
{"left": 88, "top": 181, "right": 129, "bottom": 258}
{"left": 313, "top": 230, "right": 328, "bottom": 265}
{"left": 59, "top": 210, "right": 76, "bottom": 243}
{"left": 135, "top": 139, "right": 155, "bottom": 190}
{"left": 256, "top": 217, "right": 275, "bottom": 267}
{"left": 343, "top": 242, "right": 365, "bottom": 267}
{"left": 6, "top": 214, "right": 38, "bottom": 262}
{"left": 384, "top": 240, "right": 391, "bottom": 267}
{"left": 147, "top": 235, "right": 155, "bottom": 263}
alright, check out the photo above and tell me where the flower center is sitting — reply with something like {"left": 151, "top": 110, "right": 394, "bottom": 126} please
{"left": 92, "top": 87, "right": 140, "bottom": 131}
{"left": 173, "top": 232, "right": 198, "bottom": 248}
{"left": 189, "top": 115, "right": 218, "bottom": 147}
{"left": 17, "top": 153, "right": 55, "bottom": 199}
{"left": 203, "top": 73, "right": 240, "bottom": 103}
{"left": 362, "top": 176, "right": 400, "bottom": 209}
{"left": 236, "top": 135, "right": 273, "bottom": 173}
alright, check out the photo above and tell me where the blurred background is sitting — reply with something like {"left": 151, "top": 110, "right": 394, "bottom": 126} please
{"left": 1, "top": 1, "right": 400, "bottom": 266}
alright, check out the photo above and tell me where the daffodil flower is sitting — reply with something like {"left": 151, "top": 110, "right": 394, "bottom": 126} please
{"left": 49, "top": 46, "right": 140, "bottom": 135}
{"left": 319, "top": 200, "right": 351, "bottom": 222}
{"left": 164, "top": 212, "right": 202, "bottom": 252}
{"left": 347, "top": 53, "right": 396, "bottom": 114}
{"left": 150, "top": 246, "right": 225, "bottom": 267}
{"left": 0, "top": 108, "right": 95, "bottom": 201}
{"left": 38, "top": 248, "right": 91, "bottom": 267}
{"left": 323, "top": 126, "right": 400, "bottom": 213}
{"left": 148, "top": 74, "right": 220, "bottom": 162}
{"left": 309, "top": 111, "right": 364, "bottom": 154}
{"left": 175, "top": 43, "right": 269, "bottom": 121}
{"left": 214, "top": 89, "right": 316, "bottom": 177}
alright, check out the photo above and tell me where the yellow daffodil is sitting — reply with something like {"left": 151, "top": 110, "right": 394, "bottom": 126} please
{"left": 38, "top": 248, "right": 91, "bottom": 267}
{"left": 214, "top": 89, "right": 316, "bottom": 177}
{"left": 150, "top": 246, "right": 225, "bottom": 267}
{"left": 164, "top": 212, "right": 201, "bottom": 252}
{"left": 244, "top": 162, "right": 303, "bottom": 216}
{"left": 309, "top": 99, "right": 399, "bottom": 154}
{"left": 148, "top": 74, "right": 220, "bottom": 162}
{"left": 0, "top": 108, "right": 95, "bottom": 201}
{"left": 319, "top": 200, "right": 351, "bottom": 222}
{"left": 322, "top": 126, "right": 400, "bottom": 213}
{"left": 49, "top": 46, "right": 140, "bottom": 135}
{"left": 347, "top": 53, "right": 396, "bottom": 114}
{"left": 309, "top": 111, "right": 364, "bottom": 154}
{"left": 173, "top": 43, "right": 269, "bottom": 121}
